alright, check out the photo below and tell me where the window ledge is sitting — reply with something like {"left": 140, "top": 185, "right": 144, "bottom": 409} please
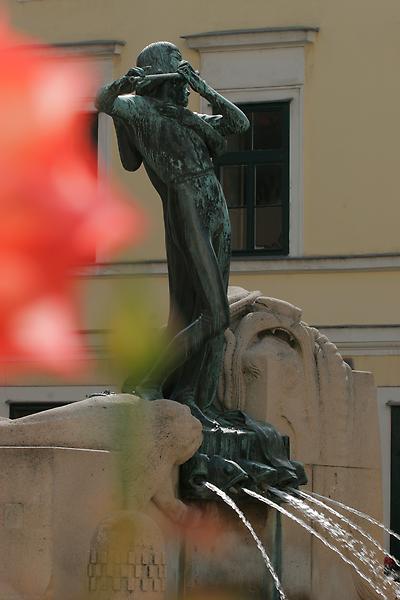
{"left": 182, "top": 26, "right": 319, "bottom": 50}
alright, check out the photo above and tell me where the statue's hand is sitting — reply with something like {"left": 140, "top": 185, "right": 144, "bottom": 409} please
{"left": 126, "top": 66, "right": 148, "bottom": 86}
{"left": 177, "top": 61, "right": 208, "bottom": 95}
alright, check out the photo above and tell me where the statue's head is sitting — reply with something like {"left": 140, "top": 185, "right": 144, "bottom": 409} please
{"left": 136, "top": 41, "right": 190, "bottom": 106}
{"left": 137, "top": 41, "right": 182, "bottom": 74}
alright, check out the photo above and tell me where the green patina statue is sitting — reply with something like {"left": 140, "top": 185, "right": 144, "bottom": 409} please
{"left": 96, "top": 41, "right": 306, "bottom": 498}
{"left": 96, "top": 41, "right": 247, "bottom": 411}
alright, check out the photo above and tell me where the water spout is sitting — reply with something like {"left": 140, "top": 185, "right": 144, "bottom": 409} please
{"left": 203, "top": 481, "right": 287, "bottom": 600}
{"left": 243, "top": 487, "right": 391, "bottom": 600}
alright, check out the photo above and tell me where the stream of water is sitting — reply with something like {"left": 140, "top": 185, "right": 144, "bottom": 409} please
{"left": 293, "top": 488, "right": 400, "bottom": 571}
{"left": 203, "top": 482, "right": 287, "bottom": 600}
{"left": 271, "top": 487, "right": 398, "bottom": 597}
{"left": 243, "top": 487, "right": 391, "bottom": 600}
{"left": 311, "top": 490, "right": 400, "bottom": 545}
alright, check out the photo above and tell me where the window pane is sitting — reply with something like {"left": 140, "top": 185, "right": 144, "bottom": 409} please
{"left": 222, "top": 106, "right": 286, "bottom": 151}
{"left": 253, "top": 109, "right": 283, "bottom": 150}
{"left": 220, "top": 165, "right": 245, "bottom": 207}
{"left": 255, "top": 206, "right": 283, "bottom": 250}
{"left": 229, "top": 208, "right": 247, "bottom": 251}
{"left": 255, "top": 164, "right": 282, "bottom": 206}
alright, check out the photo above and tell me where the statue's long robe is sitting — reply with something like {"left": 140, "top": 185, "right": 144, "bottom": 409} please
{"left": 110, "top": 97, "right": 229, "bottom": 409}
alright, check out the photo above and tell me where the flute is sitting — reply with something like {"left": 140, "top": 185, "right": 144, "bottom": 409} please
{"left": 128, "top": 72, "right": 183, "bottom": 83}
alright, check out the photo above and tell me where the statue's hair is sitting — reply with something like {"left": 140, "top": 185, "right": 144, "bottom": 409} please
{"left": 135, "top": 41, "right": 181, "bottom": 97}
{"left": 136, "top": 41, "right": 179, "bottom": 74}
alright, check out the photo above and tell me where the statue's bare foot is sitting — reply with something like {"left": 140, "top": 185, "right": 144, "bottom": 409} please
{"left": 187, "top": 403, "right": 219, "bottom": 429}
{"left": 171, "top": 390, "right": 219, "bottom": 429}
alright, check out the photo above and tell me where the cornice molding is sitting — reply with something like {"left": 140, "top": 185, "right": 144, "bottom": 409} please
{"left": 316, "top": 325, "right": 400, "bottom": 357}
{"left": 82, "top": 253, "right": 400, "bottom": 278}
{"left": 24, "top": 40, "right": 126, "bottom": 57}
{"left": 182, "top": 26, "right": 319, "bottom": 51}
{"left": 230, "top": 253, "right": 400, "bottom": 274}
{"left": 52, "top": 40, "right": 126, "bottom": 57}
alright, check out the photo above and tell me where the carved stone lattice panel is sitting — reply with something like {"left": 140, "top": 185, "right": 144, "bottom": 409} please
{"left": 88, "top": 546, "right": 166, "bottom": 595}
{"left": 88, "top": 511, "right": 167, "bottom": 599}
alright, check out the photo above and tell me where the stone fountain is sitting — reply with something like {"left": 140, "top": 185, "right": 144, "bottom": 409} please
{"left": 0, "top": 39, "right": 385, "bottom": 600}
{"left": 0, "top": 286, "right": 383, "bottom": 600}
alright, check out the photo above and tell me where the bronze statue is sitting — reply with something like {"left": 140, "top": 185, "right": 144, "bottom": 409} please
{"left": 96, "top": 41, "right": 248, "bottom": 413}
{"left": 96, "top": 41, "right": 305, "bottom": 497}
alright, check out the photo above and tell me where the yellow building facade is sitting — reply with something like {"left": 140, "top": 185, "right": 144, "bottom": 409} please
{"left": 4, "top": 0, "right": 400, "bottom": 529}
{"left": 4, "top": 0, "right": 400, "bottom": 378}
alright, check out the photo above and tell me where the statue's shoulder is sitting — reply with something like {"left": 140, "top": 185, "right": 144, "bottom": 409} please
{"left": 127, "top": 94, "right": 156, "bottom": 110}
{"left": 112, "top": 94, "right": 163, "bottom": 126}
{"left": 120, "top": 95, "right": 163, "bottom": 120}
{"left": 128, "top": 94, "right": 147, "bottom": 105}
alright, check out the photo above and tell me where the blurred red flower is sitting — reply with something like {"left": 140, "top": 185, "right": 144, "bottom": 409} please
{"left": 0, "top": 21, "right": 143, "bottom": 373}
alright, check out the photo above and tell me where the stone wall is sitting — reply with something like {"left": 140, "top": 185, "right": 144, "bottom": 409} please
{"left": 217, "top": 287, "right": 383, "bottom": 600}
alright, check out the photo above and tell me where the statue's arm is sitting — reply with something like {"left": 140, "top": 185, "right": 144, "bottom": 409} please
{"left": 177, "top": 62, "right": 250, "bottom": 136}
{"left": 95, "top": 68, "right": 144, "bottom": 117}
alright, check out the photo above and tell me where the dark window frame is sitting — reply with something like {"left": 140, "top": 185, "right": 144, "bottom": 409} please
{"left": 215, "top": 101, "right": 290, "bottom": 256}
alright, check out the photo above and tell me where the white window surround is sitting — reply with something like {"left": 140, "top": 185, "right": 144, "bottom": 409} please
{"left": 29, "top": 40, "right": 125, "bottom": 177}
{"left": 42, "top": 40, "right": 125, "bottom": 262}
{"left": 51, "top": 40, "right": 126, "bottom": 178}
{"left": 182, "top": 26, "right": 319, "bottom": 257}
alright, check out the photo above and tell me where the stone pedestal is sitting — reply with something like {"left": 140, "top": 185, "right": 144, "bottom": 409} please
{"left": 0, "top": 288, "right": 385, "bottom": 600}
{"left": 0, "top": 447, "right": 173, "bottom": 600}
{"left": 217, "top": 288, "right": 384, "bottom": 600}
{"left": 88, "top": 512, "right": 167, "bottom": 599}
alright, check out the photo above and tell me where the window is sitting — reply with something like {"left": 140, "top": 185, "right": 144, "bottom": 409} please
{"left": 215, "top": 102, "right": 290, "bottom": 256}
{"left": 9, "top": 402, "right": 70, "bottom": 419}
{"left": 0, "top": 385, "right": 114, "bottom": 421}
{"left": 391, "top": 406, "right": 400, "bottom": 562}
{"left": 184, "top": 26, "right": 318, "bottom": 256}
{"left": 88, "top": 112, "right": 99, "bottom": 152}
{"left": 83, "top": 111, "right": 99, "bottom": 174}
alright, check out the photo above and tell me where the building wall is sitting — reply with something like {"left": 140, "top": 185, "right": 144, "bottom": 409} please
{"left": 4, "top": 0, "right": 400, "bottom": 398}
{"left": 8, "top": 0, "right": 400, "bottom": 259}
